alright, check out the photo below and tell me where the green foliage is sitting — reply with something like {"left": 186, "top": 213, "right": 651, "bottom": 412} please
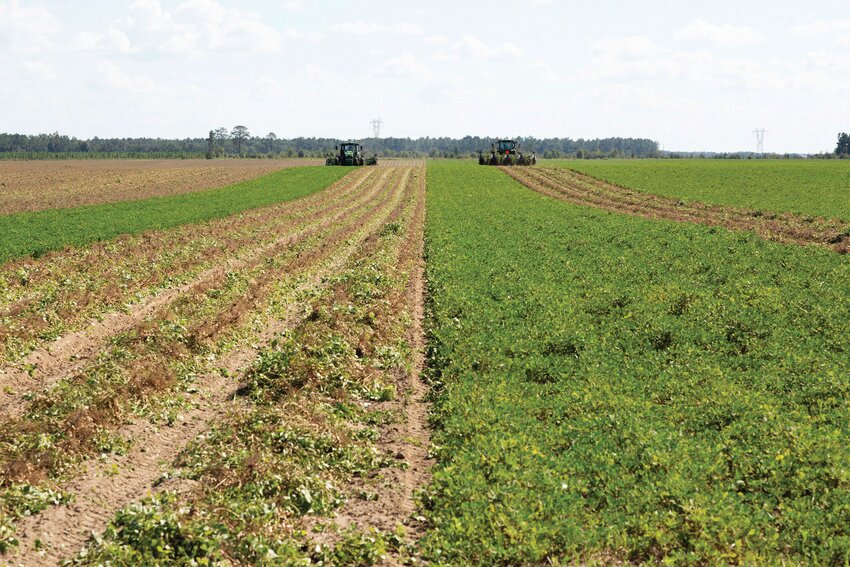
{"left": 550, "top": 158, "right": 850, "bottom": 220}
{"left": 0, "top": 166, "right": 347, "bottom": 263}
{"left": 0, "top": 484, "right": 71, "bottom": 553}
{"left": 422, "top": 162, "right": 850, "bottom": 564}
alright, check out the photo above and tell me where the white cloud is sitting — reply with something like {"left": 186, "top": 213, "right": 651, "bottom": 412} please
{"left": 373, "top": 51, "right": 436, "bottom": 81}
{"left": 591, "top": 35, "right": 661, "bottom": 59}
{"left": 21, "top": 60, "right": 57, "bottom": 81}
{"left": 423, "top": 34, "right": 449, "bottom": 45}
{"left": 96, "top": 60, "right": 166, "bottom": 94}
{"left": 580, "top": 36, "right": 782, "bottom": 90}
{"left": 283, "top": 1, "right": 303, "bottom": 10}
{"left": 125, "top": 0, "right": 282, "bottom": 54}
{"left": 792, "top": 19, "right": 850, "bottom": 35}
{"left": 458, "top": 35, "right": 522, "bottom": 60}
{"left": 0, "top": 0, "right": 61, "bottom": 53}
{"left": 282, "top": 27, "right": 322, "bottom": 43}
{"left": 72, "top": 27, "right": 134, "bottom": 53}
{"left": 675, "top": 19, "right": 763, "bottom": 47}
{"left": 329, "top": 21, "right": 424, "bottom": 35}
{"left": 533, "top": 61, "right": 562, "bottom": 82}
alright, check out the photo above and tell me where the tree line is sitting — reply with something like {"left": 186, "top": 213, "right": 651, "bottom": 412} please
{"left": 836, "top": 132, "right": 850, "bottom": 156}
{"left": 0, "top": 129, "right": 660, "bottom": 159}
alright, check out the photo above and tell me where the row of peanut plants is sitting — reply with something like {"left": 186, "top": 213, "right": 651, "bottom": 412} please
{"left": 0, "top": 168, "right": 392, "bottom": 554}
{"left": 422, "top": 161, "right": 850, "bottom": 564}
{"left": 68, "top": 170, "right": 425, "bottom": 565}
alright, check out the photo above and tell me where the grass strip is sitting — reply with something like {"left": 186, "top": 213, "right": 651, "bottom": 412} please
{"left": 0, "top": 166, "right": 348, "bottom": 264}
{"left": 422, "top": 161, "right": 850, "bottom": 564}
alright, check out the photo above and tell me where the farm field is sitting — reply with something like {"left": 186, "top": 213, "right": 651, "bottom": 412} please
{"left": 1, "top": 157, "right": 850, "bottom": 565}
{"left": 0, "top": 166, "right": 347, "bottom": 264}
{"left": 0, "top": 158, "right": 321, "bottom": 215}
{"left": 550, "top": 159, "right": 850, "bottom": 221}
{"left": 423, "top": 162, "right": 850, "bottom": 564}
{"left": 0, "top": 164, "right": 431, "bottom": 564}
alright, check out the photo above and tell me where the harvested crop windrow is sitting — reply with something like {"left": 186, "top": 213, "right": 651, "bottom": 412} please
{"left": 0, "top": 168, "right": 385, "bottom": 415}
{"left": 54, "top": 165, "right": 429, "bottom": 565}
{"left": 0, "top": 167, "right": 400, "bottom": 476}
{"left": 0, "top": 168, "right": 361, "bottom": 369}
{"left": 2, "top": 166, "right": 428, "bottom": 565}
{"left": 503, "top": 166, "right": 850, "bottom": 253}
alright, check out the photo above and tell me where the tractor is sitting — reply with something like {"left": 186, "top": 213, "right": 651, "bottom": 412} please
{"left": 325, "top": 141, "right": 378, "bottom": 166}
{"left": 478, "top": 139, "right": 535, "bottom": 166}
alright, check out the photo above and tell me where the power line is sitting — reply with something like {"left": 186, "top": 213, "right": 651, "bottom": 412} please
{"left": 370, "top": 118, "right": 383, "bottom": 140}
{"left": 753, "top": 129, "right": 766, "bottom": 154}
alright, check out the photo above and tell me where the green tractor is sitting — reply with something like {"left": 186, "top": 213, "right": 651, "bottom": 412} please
{"left": 325, "top": 141, "right": 378, "bottom": 166}
{"left": 478, "top": 139, "right": 536, "bottom": 166}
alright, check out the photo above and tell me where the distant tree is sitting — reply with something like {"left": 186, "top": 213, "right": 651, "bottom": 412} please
{"left": 837, "top": 132, "right": 850, "bottom": 156}
{"left": 232, "top": 125, "right": 250, "bottom": 155}
{"left": 206, "top": 130, "right": 215, "bottom": 159}
{"left": 265, "top": 132, "right": 277, "bottom": 154}
{"left": 213, "top": 127, "right": 230, "bottom": 155}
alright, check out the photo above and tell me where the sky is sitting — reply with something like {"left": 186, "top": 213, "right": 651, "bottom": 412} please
{"left": 1, "top": 0, "right": 850, "bottom": 153}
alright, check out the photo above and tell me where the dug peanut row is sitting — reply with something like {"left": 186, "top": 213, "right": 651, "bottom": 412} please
{"left": 1, "top": 167, "right": 418, "bottom": 562}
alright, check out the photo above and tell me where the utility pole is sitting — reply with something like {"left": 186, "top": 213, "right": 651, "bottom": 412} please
{"left": 370, "top": 118, "right": 383, "bottom": 152}
{"left": 753, "top": 129, "right": 766, "bottom": 154}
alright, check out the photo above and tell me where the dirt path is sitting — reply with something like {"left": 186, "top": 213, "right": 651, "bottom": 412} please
{"left": 0, "top": 169, "right": 380, "bottom": 417}
{"left": 5, "top": 167, "right": 416, "bottom": 566}
{"left": 503, "top": 167, "right": 850, "bottom": 254}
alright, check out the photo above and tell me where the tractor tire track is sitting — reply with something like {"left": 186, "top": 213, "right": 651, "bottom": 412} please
{"left": 7, "top": 167, "right": 417, "bottom": 566}
{"left": 503, "top": 166, "right": 850, "bottom": 254}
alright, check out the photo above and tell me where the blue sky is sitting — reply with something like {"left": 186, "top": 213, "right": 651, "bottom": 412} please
{"left": 2, "top": 0, "right": 849, "bottom": 152}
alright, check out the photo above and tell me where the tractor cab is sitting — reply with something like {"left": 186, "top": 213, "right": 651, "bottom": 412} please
{"left": 340, "top": 142, "right": 360, "bottom": 157}
{"left": 497, "top": 140, "right": 518, "bottom": 154}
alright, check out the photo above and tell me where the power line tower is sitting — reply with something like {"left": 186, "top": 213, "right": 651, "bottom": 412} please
{"left": 753, "top": 129, "right": 766, "bottom": 154}
{"left": 370, "top": 118, "right": 383, "bottom": 152}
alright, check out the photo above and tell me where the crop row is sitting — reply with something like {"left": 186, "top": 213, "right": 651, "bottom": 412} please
{"left": 0, "top": 167, "right": 360, "bottom": 370}
{"left": 422, "top": 162, "right": 850, "bottom": 564}
{"left": 0, "top": 167, "right": 416, "bottom": 561}
{"left": 67, "top": 167, "right": 426, "bottom": 564}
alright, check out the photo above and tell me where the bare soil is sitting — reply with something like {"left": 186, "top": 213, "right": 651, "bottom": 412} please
{"left": 0, "top": 158, "right": 320, "bottom": 214}
{"left": 503, "top": 166, "right": 850, "bottom": 254}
